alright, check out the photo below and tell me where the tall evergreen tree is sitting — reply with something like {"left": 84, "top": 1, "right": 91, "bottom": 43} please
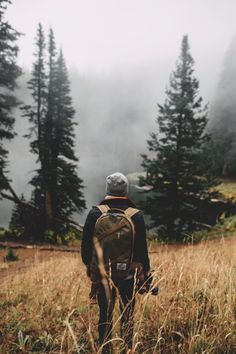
{"left": 0, "top": 0, "right": 21, "bottom": 191}
{"left": 52, "top": 50, "right": 85, "bottom": 225}
{"left": 21, "top": 23, "right": 48, "bottom": 235}
{"left": 141, "top": 35, "right": 217, "bottom": 241}
{"left": 42, "top": 28, "right": 57, "bottom": 227}
{"left": 24, "top": 25, "right": 85, "bottom": 238}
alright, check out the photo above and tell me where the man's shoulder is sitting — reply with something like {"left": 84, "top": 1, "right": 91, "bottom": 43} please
{"left": 99, "top": 197, "right": 138, "bottom": 208}
{"left": 99, "top": 198, "right": 143, "bottom": 217}
{"left": 87, "top": 198, "right": 143, "bottom": 219}
{"left": 85, "top": 206, "right": 102, "bottom": 222}
{"left": 131, "top": 209, "right": 144, "bottom": 222}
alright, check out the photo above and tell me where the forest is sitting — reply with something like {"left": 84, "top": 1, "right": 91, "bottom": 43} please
{"left": 1, "top": 0, "right": 236, "bottom": 244}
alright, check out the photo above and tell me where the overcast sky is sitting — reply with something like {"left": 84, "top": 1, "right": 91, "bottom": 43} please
{"left": 6, "top": 0, "right": 236, "bottom": 78}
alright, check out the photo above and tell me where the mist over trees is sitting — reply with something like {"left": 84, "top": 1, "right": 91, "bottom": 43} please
{"left": 0, "top": 0, "right": 236, "bottom": 242}
{"left": 69, "top": 69, "right": 157, "bottom": 206}
{"left": 141, "top": 36, "right": 218, "bottom": 241}
{"left": 1, "top": 61, "right": 158, "bottom": 228}
{"left": 208, "top": 35, "right": 236, "bottom": 177}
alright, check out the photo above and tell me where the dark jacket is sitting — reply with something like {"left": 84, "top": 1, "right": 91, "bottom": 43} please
{"left": 81, "top": 197, "right": 150, "bottom": 272}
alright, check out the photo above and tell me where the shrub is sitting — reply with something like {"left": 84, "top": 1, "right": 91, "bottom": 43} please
{"left": 4, "top": 248, "right": 19, "bottom": 262}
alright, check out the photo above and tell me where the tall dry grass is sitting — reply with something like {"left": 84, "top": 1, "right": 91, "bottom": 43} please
{"left": 0, "top": 238, "right": 235, "bottom": 353}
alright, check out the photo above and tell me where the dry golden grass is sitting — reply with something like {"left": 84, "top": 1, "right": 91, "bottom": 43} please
{"left": 215, "top": 180, "right": 236, "bottom": 201}
{"left": 0, "top": 238, "right": 236, "bottom": 353}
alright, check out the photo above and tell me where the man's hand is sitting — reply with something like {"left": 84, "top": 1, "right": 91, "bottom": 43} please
{"left": 144, "top": 270, "right": 159, "bottom": 295}
{"left": 86, "top": 265, "right": 91, "bottom": 277}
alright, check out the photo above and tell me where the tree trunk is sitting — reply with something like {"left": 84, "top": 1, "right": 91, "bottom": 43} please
{"left": 222, "top": 161, "right": 228, "bottom": 177}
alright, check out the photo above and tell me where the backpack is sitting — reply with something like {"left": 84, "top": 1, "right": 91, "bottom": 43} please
{"left": 89, "top": 204, "right": 140, "bottom": 281}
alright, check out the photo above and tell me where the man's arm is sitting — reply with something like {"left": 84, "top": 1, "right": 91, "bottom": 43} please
{"left": 81, "top": 208, "right": 101, "bottom": 266}
{"left": 133, "top": 213, "right": 150, "bottom": 272}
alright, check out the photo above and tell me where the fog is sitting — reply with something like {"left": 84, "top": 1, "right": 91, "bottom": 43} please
{"left": 1, "top": 0, "right": 236, "bottom": 226}
{"left": 209, "top": 35, "right": 236, "bottom": 133}
{"left": 6, "top": 0, "right": 236, "bottom": 76}
{"left": 207, "top": 34, "right": 236, "bottom": 174}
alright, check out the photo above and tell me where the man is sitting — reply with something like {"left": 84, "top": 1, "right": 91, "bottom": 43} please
{"left": 81, "top": 172, "right": 150, "bottom": 353}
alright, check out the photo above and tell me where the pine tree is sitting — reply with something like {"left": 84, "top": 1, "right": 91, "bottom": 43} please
{"left": 42, "top": 28, "right": 57, "bottom": 228}
{"left": 52, "top": 50, "right": 86, "bottom": 226}
{"left": 24, "top": 26, "right": 85, "bottom": 238}
{"left": 21, "top": 23, "right": 48, "bottom": 235}
{"left": 0, "top": 0, "right": 21, "bottom": 191}
{"left": 22, "top": 24, "right": 47, "bottom": 193}
{"left": 9, "top": 194, "right": 26, "bottom": 235}
{"left": 141, "top": 35, "right": 217, "bottom": 241}
{"left": 43, "top": 30, "right": 86, "bottom": 233}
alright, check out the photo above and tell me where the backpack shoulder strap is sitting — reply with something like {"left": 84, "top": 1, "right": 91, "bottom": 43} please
{"left": 124, "top": 207, "right": 140, "bottom": 219}
{"left": 97, "top": 204, "right": 110, "bottom": 214}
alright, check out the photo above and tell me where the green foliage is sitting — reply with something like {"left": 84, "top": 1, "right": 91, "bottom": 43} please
{"left": 49, "top": 47, "right": 86, "bottom": 222}
{"left": 44, "top": 227, "right": 81, "bottom": 245}
{"left": 200, "top": 137, "right": 225, "bottom": 176}
{"left": 31, "top": 331, "right": 53, "bottom": 352}
{"left": 7, "top": 195, "right": 45, "bottom": 241}
{"left": 141, "top": 35, "right": 218, "bottom": 242}
{"left": 58, "top": 228, "right": 81, "bottom": 245}
{"left": 8, "top": 195, "right": 26, "bottom": 237}
{"left": 202, "top": 133, "right": 236, "bottom": 177}
{"left": 214, "top": 179, "right": 236, "bottom": 201}
{"left": 0, "top": 226, "right": 5, "bottom": 237}
{"left": 191, "top": 214, "right": 236, "bottom": 242}
{"left": 16, "top": 330, "right": 30, "bottom": 351}
{"left": 44, "top": 229, "right": 56, "bottom": 244}
{"left": 0, "top": 0, "right": 22, "bottom": 191}
{"left": 4, "top": 248, "right": 19, "bottom": 262}
{"left": 5, "top": 227, "right": 24, "bottom": 240}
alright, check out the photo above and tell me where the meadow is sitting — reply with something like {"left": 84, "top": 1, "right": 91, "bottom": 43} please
{"left": 0, "top": 238, "right": 235, "bottom": 353}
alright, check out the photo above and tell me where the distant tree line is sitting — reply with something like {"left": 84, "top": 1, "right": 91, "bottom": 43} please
{"left": 207, "top": 35, "right": 236, "bottom": 178}
{"left": 0, "top": 0, "right": 235, "bottom": 243}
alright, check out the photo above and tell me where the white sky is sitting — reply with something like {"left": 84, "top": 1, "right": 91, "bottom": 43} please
{"left": 6, "top": 0, "right": 236, "bottom": 74}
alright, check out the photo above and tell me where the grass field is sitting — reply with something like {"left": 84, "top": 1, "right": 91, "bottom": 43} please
{"left": 214, "top": 179, "right": 236, "bottom": 201}
{"left": 0, "top": 238, "right": 236, "bottom": 353}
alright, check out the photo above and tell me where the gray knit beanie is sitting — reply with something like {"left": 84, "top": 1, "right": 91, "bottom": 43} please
{"left": 106, "top": 172, "right": 129, "bottom": 196}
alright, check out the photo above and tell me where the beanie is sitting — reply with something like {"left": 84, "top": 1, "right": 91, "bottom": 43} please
{"left": 106, "top": 172, "right": 129, "bottom": 196}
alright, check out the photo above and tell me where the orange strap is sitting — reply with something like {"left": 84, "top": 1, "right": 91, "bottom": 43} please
{"left": 124, "top": 207, "right": 140, "bottom": 218}
{"left": 97, "top": 204, "right": 139, "bottom": 218}
{"left": 97, "top": 204, "right": 110, "bottom": 213}
{"left": 105, "top": 196, "right": 129, "bottom": 200}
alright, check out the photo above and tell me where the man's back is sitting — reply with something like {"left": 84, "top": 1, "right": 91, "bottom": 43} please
{"left": 81, "top": 196, "right": 150, "bottom": 273}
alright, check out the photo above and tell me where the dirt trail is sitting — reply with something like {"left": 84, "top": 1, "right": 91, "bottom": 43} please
{"left": 0, "top": 241, "right": 80, "bottom": 252}
{"left": 0, "top": 247, "right": 77, "bottom": 281}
